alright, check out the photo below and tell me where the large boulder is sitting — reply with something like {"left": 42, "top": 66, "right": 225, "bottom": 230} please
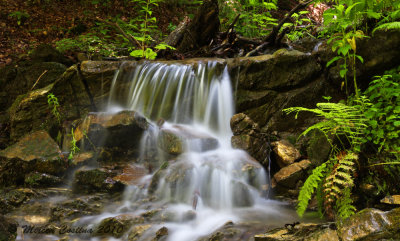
{"left": 73, "top": 111, "right": 149, "bottom": 161}
{"left": 8, "top": 84, "right": 59, "bottom": 141}
{"left": 0, "top": 130, "right": 65, "bottom": 186}
{"left": 5, "top": 60, "right": 121, "bottom": 142}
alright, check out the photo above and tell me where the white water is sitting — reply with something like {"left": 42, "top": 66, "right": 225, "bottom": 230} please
{"left": 100, "top": 61, "right": 294, "bottom": 241}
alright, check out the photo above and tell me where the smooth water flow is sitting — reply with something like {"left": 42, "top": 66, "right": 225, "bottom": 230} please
{"left": 104, "top": 61, "right": 294, "bottom": 240}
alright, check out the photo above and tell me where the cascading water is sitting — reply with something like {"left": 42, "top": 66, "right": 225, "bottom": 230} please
{"left": 100, "top": 61, "right": 295, "bottom": 241}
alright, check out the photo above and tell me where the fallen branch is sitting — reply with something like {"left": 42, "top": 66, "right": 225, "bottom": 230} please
{"left": 245, "top": 42, "right": 269, "bottom": 57}
{"left": 224, "top": 14, "right": 241, "bottom": 36}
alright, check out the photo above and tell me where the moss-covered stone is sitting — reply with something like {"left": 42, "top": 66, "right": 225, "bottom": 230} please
{"left": 94, "top": 214, "right": 140, "bottom": 238}
{"left": 72, "top": 167, "right": 125, "bottom": 194}
{"left": 0, "top": 130, "right": 65, "bottom": 187}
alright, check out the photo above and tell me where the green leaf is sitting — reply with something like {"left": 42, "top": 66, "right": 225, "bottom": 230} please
{"left": 327, "top": 56, "right": 342, "bottom": 67}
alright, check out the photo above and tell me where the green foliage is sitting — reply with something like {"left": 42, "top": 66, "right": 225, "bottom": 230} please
{"left": 69, "top": 128, "right": 80, "bottom": 160}
{"left": 284, "top": 99, "right": 369, "bottom": 219}
{"left": 55, "top": 33, "right": 117, "bottom": 58}
{"left": 324, "top": 151, "right": 357, "bottom": 219}
{"left": 373, "top": 21, "right": 400, "bottom": 33}
{"left": 47, "top": 93, "right": 61, "bottom": 124}
{"left": 9, "top": 11, "right": 30, "bottom": 26}
{"left": 363, "top": 74, "right": 400, "bottom": 157}
{"left": 283, "top": 100, "right": 368, "bottom": 152}
{"left": 218, "top": 0, "right": 278, "bottom": 38}
{"left": 297, "top": 162, "right": 328, "bottom": 217}
{"left": 284, "top": 11, "right": 313, "bottom": 41}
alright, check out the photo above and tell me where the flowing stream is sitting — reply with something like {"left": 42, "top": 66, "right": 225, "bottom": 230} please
{"left": 99, "top": 61, "right": 296, "bottom": 240}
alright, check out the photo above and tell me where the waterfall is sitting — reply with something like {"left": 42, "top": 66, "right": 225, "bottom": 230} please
{"left": 102, "top": 61, "right": 292, "bottom": 241}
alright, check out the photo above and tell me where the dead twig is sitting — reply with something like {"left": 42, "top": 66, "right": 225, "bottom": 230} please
{"left": 31, "top": 70, "right": 48, "bottom": 90}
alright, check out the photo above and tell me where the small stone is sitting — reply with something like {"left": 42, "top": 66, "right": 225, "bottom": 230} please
{"left": 273, "top": 160, "right": 311, "bottom": 189}
{"left": 271, "top": 140, "right": 301, "bottom": 168}
{"left": 155, "top": 226, "right": 168, "bottom": 238}
{"left": 380, "top": 195, "right": 400, "bottom": 205}
{"left": 128, "top": 224, "right": 151, "bottom": 241}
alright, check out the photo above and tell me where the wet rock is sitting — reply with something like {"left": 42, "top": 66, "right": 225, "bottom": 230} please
{"left": 72, "top": 167, "right": 125, "bottom": 194}
{"left": 94, "top": 214, "right": 138, "bottom": 238}
{"left": 113, "top": 164, "right": 148, "bottom": 185}
{"left": 154, "top": 226, "right": 168, "bottom": 240}
{"left": 230, "top": 113, "right": 260, "bottom": 136}
{"left": 148, "top": 162, "right": 169, "bottom": 194}
{"left": 273, "top": 159, "right": 311, "bottom": 189}
{"left": 74, "top": 111, "right": 149, "bottom": 157}
{"left": 24, "top": 172, "right": 62, "bottom": 187}
{"left": 157, "top": 129, "right": 184, "bottom": 155}
{"left": 230, "top": 113, "right": 270, "bottom": 165}
{"left": 0, "top": 215, "right": 18, "bottom": 241}
{"left": 381, "top": 195, "right": 400, "bottom": 205}
{"left": 271, "top": 140, "right": 301, "bottom": 168}
{"left": 128, "top": 224, "right": 152, "bottom": 241}
{"left": 69, "top": 152, "right": 95, "bottom": 167}
{"left": 50, "top": 195, "right": 104, "bottom": 222}
{"left": 0, "top": 188, "right": 35, "bottom": 214}
{"left": 0, "top": 130, "right": 65, "bottom": 186}
{"left": 254, "top": 223, "right": 339, "bottom": 241}
{"left": 338, "top": 208, "right": 400, "bottom": 240}
{"left": 157, "top": 125, "right": 219, "bottom": 155}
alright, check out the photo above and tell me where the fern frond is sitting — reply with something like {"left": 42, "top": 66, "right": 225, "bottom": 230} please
{"left": 373, "top": 22, "right": 400, "bottom": 34}
{"left": 296, "top": 162, "right": 328, "bottom": 217}
{"left": 336, "top": 188, "right": 356, "bottom": 219}
{"left": 283, "top": 102, "right": 367, "bottom": 150}
{"left": 323, "top": 152, "right": 357, "bottom": 217}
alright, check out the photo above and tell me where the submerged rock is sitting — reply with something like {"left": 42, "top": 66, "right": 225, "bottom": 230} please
{"left": 157, "top": 125, "right": 219, "bottom": 155}
{"left": 0, "top": 130, "right": 65, "bottom": 186}
{"left": 128, "top": 224, "right": 152, "bottom": 241}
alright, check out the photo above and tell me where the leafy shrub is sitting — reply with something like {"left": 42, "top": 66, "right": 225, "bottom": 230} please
{"left": 363, "top": 74, "right": 400, "bottom": 158}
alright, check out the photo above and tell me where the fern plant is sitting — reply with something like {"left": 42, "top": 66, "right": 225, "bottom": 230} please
{"left": 284, "top": 99, "right": 368, "bottom": 219}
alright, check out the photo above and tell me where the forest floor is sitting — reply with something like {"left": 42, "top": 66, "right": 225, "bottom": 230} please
{"left": 0, "top": 0, "right": 189, "bottom": 67}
